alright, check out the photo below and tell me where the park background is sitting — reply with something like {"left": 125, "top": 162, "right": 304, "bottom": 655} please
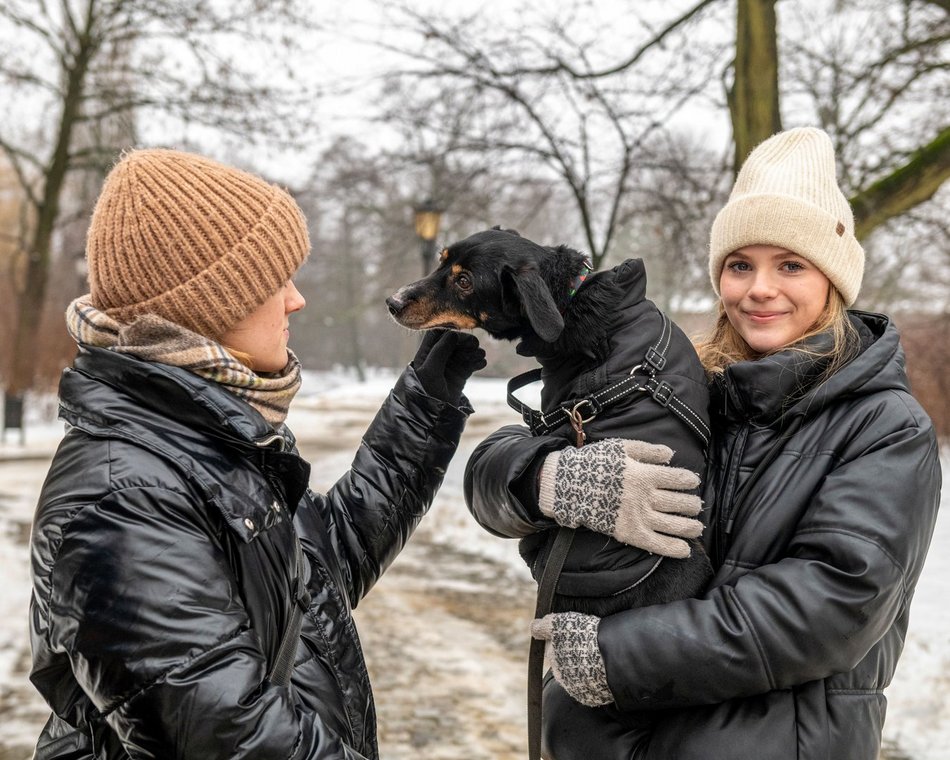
{"left": 0, "top": 1, "right": 947, "bottom": 758}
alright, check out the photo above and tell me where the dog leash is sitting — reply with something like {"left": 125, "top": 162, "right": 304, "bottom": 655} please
{"left": 527, "top": 525, "right": 575, "bottom": 760}
{"left": 508, "top": 312, "right": 711, "bottom": 450}
{"left": 521, "top": 313, "right": 708, "bottom": 760}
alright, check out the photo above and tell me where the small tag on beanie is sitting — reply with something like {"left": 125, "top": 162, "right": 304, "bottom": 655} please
{"left": 835, "top": 221, "right": 846, "bottom": 236}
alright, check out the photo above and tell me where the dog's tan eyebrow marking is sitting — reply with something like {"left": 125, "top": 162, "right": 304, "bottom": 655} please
{"left": 440, "top": 248, "right": 449, "bottom": 263}
{"left": 451, "top": 263, "right": 462, "bottom": 275}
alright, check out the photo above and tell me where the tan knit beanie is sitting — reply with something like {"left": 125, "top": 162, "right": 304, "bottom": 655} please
{"left": 709, "top": 127, "right": 865, "bottom": 306}
{"left": 86, "top": 149, "right": 310, "bottom": 337}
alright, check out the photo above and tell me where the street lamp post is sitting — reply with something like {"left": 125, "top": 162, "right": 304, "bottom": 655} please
{"left": 413, "top": 198, "right": 443, "bottom": 277}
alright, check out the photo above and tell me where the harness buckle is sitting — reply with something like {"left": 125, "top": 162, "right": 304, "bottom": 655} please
{"left": 651, "top": 380, "right": 674, "bottom": 408}
{"left": 570, "top": 398, "right": 600, "bottom": 423}
{"left": 645, "top": 347, "right": 667, "bottom": 372}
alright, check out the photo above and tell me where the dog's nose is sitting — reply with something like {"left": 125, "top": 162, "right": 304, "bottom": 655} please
{"left": 386, "top": 295, "right": 405, "bottom": 316}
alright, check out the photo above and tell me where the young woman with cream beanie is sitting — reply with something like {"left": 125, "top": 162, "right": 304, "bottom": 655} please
{"left": 465, "top": 127, "right": 941, "bottom": 759}
{"left": 29, "top": 149, "right": 485, "bottom": 759}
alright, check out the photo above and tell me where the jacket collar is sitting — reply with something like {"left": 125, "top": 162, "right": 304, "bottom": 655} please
{"left": 712, "top": 311, "right": 900, "bottom": 426}
{"left": 59, "top": 347, "right": 311, "bottom": 542}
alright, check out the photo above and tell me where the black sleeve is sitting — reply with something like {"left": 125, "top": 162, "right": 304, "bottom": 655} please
{"left": 295, "top": 364, "right": 470, "bottom": 606}
{"left": 464, "top": 423, "right": 566, "bottom": 538}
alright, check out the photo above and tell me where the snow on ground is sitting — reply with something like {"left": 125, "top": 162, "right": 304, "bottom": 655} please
{"left": 883, "top": 449, "right": 950, "bottom": 760}
{"left": 0, "top": 371, "right": 947, "bottom": 759}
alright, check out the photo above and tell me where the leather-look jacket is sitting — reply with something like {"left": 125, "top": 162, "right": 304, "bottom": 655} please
{"left": 30, "top": 347, "right": 469, "bottom": 759}
{"left": 464, "top": 311, "right": 941, "bottom": 760}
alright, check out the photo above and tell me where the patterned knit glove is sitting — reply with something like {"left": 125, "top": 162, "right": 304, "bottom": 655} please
{"left": 531, "top": 612, "right": 612, "bottom": 707}
{"left": 539, "top": 439, "right": 702, "bottom": 558}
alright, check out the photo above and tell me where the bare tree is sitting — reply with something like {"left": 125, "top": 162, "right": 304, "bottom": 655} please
{"left": 376, "top": 0, "right": 947, "bottom": 276}
{"left": 0, "top": 158, "right": 24, "bottom": 364}
{"left": 780, "top": 0, "right": 949, "bottom": 237}
{"left": 0, "top": 0, "right": 321, "bottom": 396}
{"left": 729, "top": 0, "right": 782, "bottom": 168}
{"left": 613, "top": 133, "right": 729, "bottom": 312}
{"left": 370, "top": 2, "right": 727, "bottom": 270}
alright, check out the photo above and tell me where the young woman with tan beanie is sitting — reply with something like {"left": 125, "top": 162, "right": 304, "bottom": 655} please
{"left": 465, "top": 127, "right": 941, "bottom": 759}
{"left": 28, "top": 149, "right": 486, "bottom": 759}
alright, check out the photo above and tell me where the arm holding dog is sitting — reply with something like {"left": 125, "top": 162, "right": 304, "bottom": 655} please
{"left": 539, "top": 439, "right": 703, "bottom": 559}
{"left": 464, "top": 424, "right": 565, "bottom": 538}
{"left": 465, "top": 431, "right": 704, "bottom": 556}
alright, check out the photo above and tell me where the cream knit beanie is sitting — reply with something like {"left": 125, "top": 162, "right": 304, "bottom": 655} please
{"left": 86, "top": 149, "right": 310, "bottom": 338}
{"left": 709, "top": 127, "right": 864, "bottom": 306}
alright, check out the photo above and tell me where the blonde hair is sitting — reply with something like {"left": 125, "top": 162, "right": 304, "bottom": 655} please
{"left": 695, "top": 288, "right": 859, "bottom": 384}
{"left": 223, "top": 344, "right": 257, "bottom": 370}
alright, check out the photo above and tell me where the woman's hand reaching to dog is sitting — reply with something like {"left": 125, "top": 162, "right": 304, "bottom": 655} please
{"left": 412, "top": 329, "right": 487, "bottom": 405}
{"left": 539, "top": 439, "right": 703, "bottom": 558}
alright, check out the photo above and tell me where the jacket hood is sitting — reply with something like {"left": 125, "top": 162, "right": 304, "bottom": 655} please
{"left": 715, "top": 311, "right": 907, "bottom": 425}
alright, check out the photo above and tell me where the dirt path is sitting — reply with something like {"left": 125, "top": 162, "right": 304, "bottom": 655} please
{"left": 352, "top": 537, "right": 535, "bottom": 759}
{"left": 295, "top": 405, "right": 539, "bottom": 760}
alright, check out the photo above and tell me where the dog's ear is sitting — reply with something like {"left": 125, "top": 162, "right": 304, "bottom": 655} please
{"left": 491, "top": 225, "right": 522, "bottom": 238}
{"left": 504, "top": 266, "right": 563, "bottom": 343}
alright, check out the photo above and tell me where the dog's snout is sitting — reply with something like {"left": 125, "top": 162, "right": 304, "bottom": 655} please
{"left": 386, "top": 293, "right": 407, "bottom": 316}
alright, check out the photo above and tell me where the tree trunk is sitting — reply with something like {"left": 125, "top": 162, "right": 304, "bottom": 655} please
{"left": 729, "top": 0, "right": 782, "bottom": 174}
{"left": 7, "top": 37, "right": 95, "bottom": 394}
{"left": 851, "top": 126, "right": 950, "bottom": 240}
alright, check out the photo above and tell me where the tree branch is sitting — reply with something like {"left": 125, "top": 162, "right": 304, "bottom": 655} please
{"left": 492, "top": 0, "right": 721, "bottom": 79}
{"left": 0, "top": 4, "right": 65, "bottom": 55}
{"left": 851, "top": 125, "right": 950, "bottom": 239}
{"left": 0, "top": 137, "right": 42, "bottom": 208}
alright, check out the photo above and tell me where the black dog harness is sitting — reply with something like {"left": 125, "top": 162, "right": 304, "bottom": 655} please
{"left": 510, "top": 312, "right": 710, "bottom": 760}
{"left": 507, "top": 312, "right": 711, "bottom": 448}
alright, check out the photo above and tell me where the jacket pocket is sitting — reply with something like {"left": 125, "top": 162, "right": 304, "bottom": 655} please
{"left": 825, "top": 688, "right": 886, "bottom": 760}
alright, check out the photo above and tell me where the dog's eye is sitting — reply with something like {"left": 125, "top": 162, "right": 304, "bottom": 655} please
{"left": 456, "top": 273, "right": 473, "bottom": 292}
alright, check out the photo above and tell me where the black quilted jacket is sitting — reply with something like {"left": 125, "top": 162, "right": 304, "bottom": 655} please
{"left": 464, "top": 311, "right": 941, "bottom": 760}
{"left": 29, "top": 347, "right": 469, "bottom": 759}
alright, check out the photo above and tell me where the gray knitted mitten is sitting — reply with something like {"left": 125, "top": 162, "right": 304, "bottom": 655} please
{"left": 538, "top": 438, "right": 702, "bottom": 558}
{"left": 531, "top": 612, "right": 612, "bottom": 707}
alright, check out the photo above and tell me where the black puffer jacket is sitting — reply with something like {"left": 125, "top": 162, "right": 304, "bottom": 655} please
{"left": 464, "top": 312, "right": 941, "bottom": 760}
{"left": 29, "top": 347, "right": 469, "bottom": 759}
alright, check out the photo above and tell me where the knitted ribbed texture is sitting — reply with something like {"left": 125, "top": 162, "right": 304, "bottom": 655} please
{"left": 709, "top": 127, "right": 865, "bottom": 305}
{"left": 87, "top": 149, "right": 310, "bottom": 337}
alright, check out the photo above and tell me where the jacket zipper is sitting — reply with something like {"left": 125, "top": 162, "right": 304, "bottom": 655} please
{"left": 715, "top": 424, "right": 749, "bottom": 566}
{"left": 255, "top": 432, "right": 287, "bottom": 452}
{"left": 714, "top": 415, "right": 806, "bottom": 567}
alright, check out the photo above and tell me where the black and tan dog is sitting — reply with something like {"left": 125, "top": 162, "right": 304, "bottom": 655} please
{"left": 387, "top": 227, "right": 713, "bottom": 617}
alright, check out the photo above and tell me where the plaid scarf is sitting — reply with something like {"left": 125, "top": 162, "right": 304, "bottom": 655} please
{"left": 66, "top": 295, "right": 301, "bottom": 426}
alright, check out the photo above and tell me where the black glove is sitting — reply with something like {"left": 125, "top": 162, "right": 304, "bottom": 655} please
{"left": 411, "top": 330, "right": 487, "bottom": 404}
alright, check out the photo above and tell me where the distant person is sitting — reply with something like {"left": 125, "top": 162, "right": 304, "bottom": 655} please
{"left": 465, "top": 127, "right": 942, "bottom": 759}
{"left": 29, "top": 149, "right": 485, "bottom": 759}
